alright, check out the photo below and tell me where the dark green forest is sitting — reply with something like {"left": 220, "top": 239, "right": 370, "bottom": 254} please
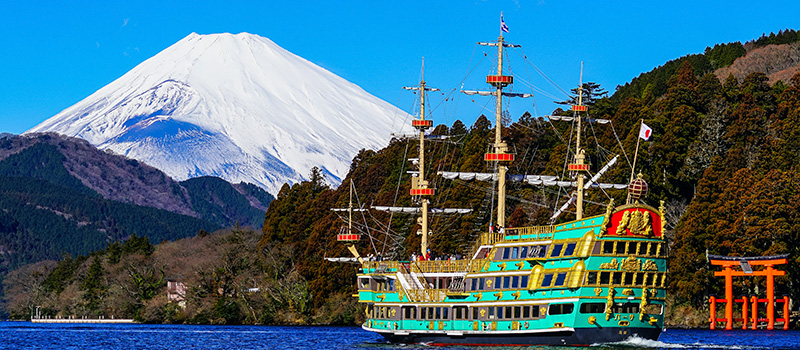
{"left": 258, "top": 67, "right": 800, "bottom": 327}
{"left": 5, "top": 33, "right": 800, "bottom": 326}
{"left": 0, "top": 134, "right": 273, "bottom": 317}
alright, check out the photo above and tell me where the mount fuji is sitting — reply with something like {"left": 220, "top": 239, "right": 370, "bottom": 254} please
{"left": 27, "top": 32, "right": 412, "bottom": 195}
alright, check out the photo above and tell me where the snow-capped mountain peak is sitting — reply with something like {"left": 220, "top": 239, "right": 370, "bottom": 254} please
{"left": 27, "top": 32, "right": 412, "bottom": 194}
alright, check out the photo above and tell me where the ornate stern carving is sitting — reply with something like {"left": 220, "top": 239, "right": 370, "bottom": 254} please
{"left": 599, "top": 258, "right": 619, "bottom": 270}
{"left": 594, "top": 287, "right": 603, "bottom": 296}
{"left": 605, "top": 287, "right": 616, "bottom": 321}
{"left": 599, "top": 199, "right": 615, "bottom": 236}
{"left": 499, "top": 262, "right": 507, "bottom": 271}
{"left": 622, "top": 288, "right": 634, "bottom": 296}
{"left": 659, "top": 200, "right": 666, "bottom": 238}
{"left": 640, "top": 287, "right": 649, "bottom": 321}
{"left": 473, "top": 292, "right": 483, "bottom": 301}
{"left": 621, "top": 256, "right": 641, "bottom": 271}
{"left": 377, "top": 293, "right": 386, "bottom": 302}
{"left": 642, "top": 259, "right": 658, "bottom": 271}
{"left": 494, "top": 292, "right": 503, "bottom": 300}
{"left": 616, "top": 211, "right": 630, "bottom": 235}
{"left": 512, "top": 291, "right": 521, "bottom": 300}
{"left": 515, "top": 262, "right": 525, "bottom": 270}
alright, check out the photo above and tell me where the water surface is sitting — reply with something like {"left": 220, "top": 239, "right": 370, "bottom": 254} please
{"left": 1, "top": 323, "right": 798, "bottom": 349}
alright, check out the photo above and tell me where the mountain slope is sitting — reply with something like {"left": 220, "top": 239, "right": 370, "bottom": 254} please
{"left": 0, "top": 132, "right": 274, "bottom": 287}
{"left": 0, "top": 133, "right": 272, "bottom": 229}
{"left": 27, "top": 32, "right": 412, "bottom": 195}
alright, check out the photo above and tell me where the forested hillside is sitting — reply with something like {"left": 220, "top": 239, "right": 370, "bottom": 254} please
{"left": 0, "top": 133, "right": 273, "bottom": 317}
{"left": 258, "top": 66, "right": 800, "bottom": 327}
{"left": 5, "top": 33, "right": 800, "bottom": 326}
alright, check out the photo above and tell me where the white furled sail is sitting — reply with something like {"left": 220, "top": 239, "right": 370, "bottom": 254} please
{"left": 461, "top": 90, "right": 534, "bottom": 98}
{"left": 371, "top": 206, "right": 471, "bottom": 214}
{"left": 438, "top": 171, "right": 626, "bottom": 188}
{"left": 545, "top": 115, "right": 610, "bottom": 124}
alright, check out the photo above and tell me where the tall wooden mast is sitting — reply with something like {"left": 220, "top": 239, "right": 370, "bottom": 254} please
{"left": 570, "top": 63, "right": 589, "bottom": 220}
{"left": 404, "top": 60, "right": 438, "bottom": 255}
{"left": 482, "top": 35, "right": 515, "bottom": 228}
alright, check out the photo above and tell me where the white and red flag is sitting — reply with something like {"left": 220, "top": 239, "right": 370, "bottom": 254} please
{"left": 638, "top": 122, "right": 653, "bottom": 141}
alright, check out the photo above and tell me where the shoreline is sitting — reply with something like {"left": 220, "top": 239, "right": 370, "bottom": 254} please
{"left": 31, "top": 318, "right": 136, "bottom": 324}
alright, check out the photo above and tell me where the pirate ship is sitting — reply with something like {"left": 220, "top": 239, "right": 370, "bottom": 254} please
{"left": 333, "top": 20, "right": 667, "bottom": 346}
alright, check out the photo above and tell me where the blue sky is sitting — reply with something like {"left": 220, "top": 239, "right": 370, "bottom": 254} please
{"left": 2, "top": 0, "right": 799, "bottom": 134}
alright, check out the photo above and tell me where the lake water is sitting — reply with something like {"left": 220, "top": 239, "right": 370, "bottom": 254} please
{"left": 0, "top": 323, "right": 798, "bottom": 349}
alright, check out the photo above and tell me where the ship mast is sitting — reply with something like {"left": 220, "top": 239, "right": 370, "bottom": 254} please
{"left": 404, "top": 59, "right": 438, "bottom": 255}
{"left": 481, "top": 35, "right": 516, "bottom": 228}
{"left": 572, "top": 63, "right": 588, "bottom": 220}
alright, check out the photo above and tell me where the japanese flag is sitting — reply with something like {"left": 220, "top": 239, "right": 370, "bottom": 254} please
{"left": 639, "top": 122, "right": 653, "bottom": 141}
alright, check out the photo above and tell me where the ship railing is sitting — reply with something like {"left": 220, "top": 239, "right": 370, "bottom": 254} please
{"left": 362, "top": 260, "right": 400, "bottom": 273}
{"left": 467, "top": 225, "right": 557, "bottom": 258}
{"left": 504, "top": 225, "right": 556, "bottom": 241}
{"left": 404, "top": 288, "right": 449, "bottom": 302}
{"left": 410, "top": 259, "right": 487, "bottom": 274}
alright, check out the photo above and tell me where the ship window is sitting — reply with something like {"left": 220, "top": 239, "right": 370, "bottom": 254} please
{"left": 473, "top": 307, "right": 480, "bottom": 320}
{"left": 503, "top": 276, "right": 511, "bottom": 289}
{"left": 520, "top": 246, "right": 528, "bottom": 259}
{"left": 636, "top": 273, "right": 645, "bottom": 286}
{"left": 551, "top": 244, "right": 563, "bottom": 257}
{"left": 495, "top": 277, "right": 502, "bottom": 289}
{"left": 470, "top": 278, "right": 477, "bottom": 291}
{"left": 503, "top": 248, "right": 511, "bottom": 260}
{"left": 549, "top": 303, "right": 574, "bottom": 315}
{"left": 531, "top": 305, "right": 540, "bottom": 318}
{"left": 488, "top": 307, "right": 495, "bottom": 319}
{"left": 443, "top": 307, "right": 449, "bottom": 320}
{"left": 521, "top": 275, "right": 529, "bottom": 287}
{"left": 603, "top": 241, "right": 614, "bottom": 254}
{"left": 523, "top": 306, "right": 531, "bottom": 318}
{"left": 580, "top": 302, "right": 606, "bottom": 313}
{"left": 479, "top": 278, "right": 485, "bottom": 290}
{"left": 612, "top": 303, "right": 640, "bottom": 314}
{"left": 624, "top": 272, "right": 634, "bottom": 285}
{"left": 533, "top": 245, "right": 547, "bottom": 257}
{"left": 505, "top": 306, "right": 512, "bottom": 319}
{"left": 615, "top": 242, "right": 626, "bottom": 254}
{"left": 648, "top": 243, "right": 657, "bottom": 256}
{"left": 403, "top": 306, "right": 416, "bottom": 319}
{"left": 587, "top": 272, "right": 598, "bottom": 285}
{"left": 454, "top": 306, "right": 467, "bottom": 320}
{"left": 554, "top": 273, "right": 567, "bottom": 286}
{"left": 612, "top": 272, "right": 622, "bottom": 285}
{"left": 599, "top": 271, "right": 610, "bottom": 285}
{"left": 388, "top": 279, "right": 396, "bottom": 291}
{"left": 563, "top": 243, "right": 576, "bottom": 256}
{"left": 511, "top": 247, "right": 519, "bottom": 259}
{"left": 514, "top": 306, "right": 521, "bottom": 318}
{"left": 428, "top": 307, "right": 435, "bottom": 319}
{"left": 512, "top": 276, "right": 519, "bottom": 288}
{"left": 541, "top": 273, "right": 554, "bottom": 287}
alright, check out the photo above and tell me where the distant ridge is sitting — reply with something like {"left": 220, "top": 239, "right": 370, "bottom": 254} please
{"left": 27, "top": 32, "right": 412, "bottom": 195}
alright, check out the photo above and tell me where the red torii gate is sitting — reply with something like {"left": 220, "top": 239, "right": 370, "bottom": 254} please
{"left": 708, "top": 254, "right": 790, "bottom": 330}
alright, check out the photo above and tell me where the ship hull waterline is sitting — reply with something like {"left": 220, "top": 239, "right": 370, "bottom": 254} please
{"left": 366, "top": 325, "right": 661, "bottom": 346}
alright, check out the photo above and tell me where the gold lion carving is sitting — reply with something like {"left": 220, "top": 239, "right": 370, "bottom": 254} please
{"left": 599, "top": 259, "right": 619, "bottom": 270}
{"left": 621, "top": 256, "right": 641, "bottom": 271}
